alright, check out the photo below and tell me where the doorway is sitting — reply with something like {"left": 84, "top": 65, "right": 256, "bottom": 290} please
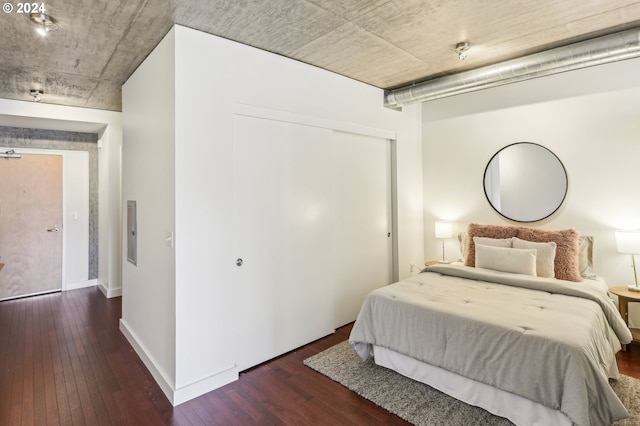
{"left": 0, "top": 153, "right": 63, "bottom": 300}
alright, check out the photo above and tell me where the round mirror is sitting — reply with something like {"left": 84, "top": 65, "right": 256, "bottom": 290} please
{"left": 483, "top": 142, "right": 567, "bottom": 222}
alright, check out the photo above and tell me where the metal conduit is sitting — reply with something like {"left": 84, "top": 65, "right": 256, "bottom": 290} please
{"left": 384, "top": 27, "right": 640, "bottom": 109}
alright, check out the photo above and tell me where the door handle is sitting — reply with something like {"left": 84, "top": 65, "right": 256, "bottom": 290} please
{"left": 47, "top": 225, "right": 60, "bottom": 232}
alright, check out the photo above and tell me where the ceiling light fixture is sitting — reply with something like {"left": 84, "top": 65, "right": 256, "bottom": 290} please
{"left": 29, "top": 13, "right": 58, "bottom": 36}
{"left": 1, "top": 149, "right": 22, "bottom": 160}
{"left": 455, "top": 42, "right": 470, "bottom": 60}
{"left": 30, "top": 89, "right": 43, "bottom": 102}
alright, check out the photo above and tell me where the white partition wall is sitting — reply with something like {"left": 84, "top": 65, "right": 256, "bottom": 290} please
{"left": 122, "top": 25, "right": 423, "bottom": 405}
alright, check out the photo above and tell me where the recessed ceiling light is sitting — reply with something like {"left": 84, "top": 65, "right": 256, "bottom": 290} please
{"left": 29, "top": 13, "right": 59, "bottom": 36}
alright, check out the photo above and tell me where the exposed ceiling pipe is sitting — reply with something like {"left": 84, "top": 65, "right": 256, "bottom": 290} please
{"left": 384, "top": 27, "right": 640, "bottom": 109}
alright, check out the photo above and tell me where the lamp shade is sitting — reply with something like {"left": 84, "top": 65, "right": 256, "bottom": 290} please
{"left": 435, "top": 221, "right": 453, "bottom": 239}
{"left": 615, "top": 231, "right": 640, "bottom": 254}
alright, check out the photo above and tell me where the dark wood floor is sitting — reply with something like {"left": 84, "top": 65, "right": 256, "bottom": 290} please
{"left": 1, "top": 287, "right": 639, "bottom": 425}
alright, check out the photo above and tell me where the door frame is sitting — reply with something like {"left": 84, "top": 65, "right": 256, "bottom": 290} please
{"left": 0, "top": 147, "right": 92, "bottom": 293}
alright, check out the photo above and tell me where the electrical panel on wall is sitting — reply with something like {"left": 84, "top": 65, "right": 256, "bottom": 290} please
{"left": 127, "top": 200, "right": 137, "bottom": 265}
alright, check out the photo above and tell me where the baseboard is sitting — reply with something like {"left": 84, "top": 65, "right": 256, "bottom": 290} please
{"left": 119, "top": 319, "right": 176, "bottom": 403}
{"left": 173, "top": 363, "right": 239, "bottom": 406}
{"left": 65, "top": 278, "right": 97, "bottom": 291}
{"left": 119, "top": 318, "right": 240, "bottom": 406}
{"left": 97, "top": 282, "right": 122, "bottom": 298}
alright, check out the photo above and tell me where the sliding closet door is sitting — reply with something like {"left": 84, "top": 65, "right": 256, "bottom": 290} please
{"left": 233, "top": 116, "right": 335, "bottom": 369}
{"left": 331, "top": 131, "right": 392, "bottom": 327}
{"left": 232, "top": 115, "right": 393, "bottom": 370}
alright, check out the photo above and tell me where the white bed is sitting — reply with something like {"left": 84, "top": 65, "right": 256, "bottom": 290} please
{"left": 349, "top": 227, "right": 633, "bottom": 426}
{"left": 371, "top": 274, "right": 617, "bottom": 426}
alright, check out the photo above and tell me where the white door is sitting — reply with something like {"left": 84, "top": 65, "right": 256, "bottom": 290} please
{"left": 232, "top": 116, "right": 393, "bottom": 370}
{"left": 331, "top": 130, "right": 393, "bottom": 327}
{"left": 0, "top": 153, "right": 63, "bottom": 300}
{"left": 233, "top": 116, "right": 335, "bottom": 369}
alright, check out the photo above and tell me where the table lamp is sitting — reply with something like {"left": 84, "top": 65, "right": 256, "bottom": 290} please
{"left": 435, "top": 221, "right": 453, "bottom": 263}
{"left": 615, "top": 230, "right": 640, "bottom": 292}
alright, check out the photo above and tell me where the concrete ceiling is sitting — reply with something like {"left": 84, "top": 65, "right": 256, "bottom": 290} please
{"left": 1, "top": 0, "right": 640, "bottom": 112}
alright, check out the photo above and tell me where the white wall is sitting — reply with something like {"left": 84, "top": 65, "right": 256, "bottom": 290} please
{"left": 0, "top": 99, "right": 122, "bottom": 297}
{"left": 62, "top": 150, "right": 90, "bottom": 286}
{"left": 121, "top": 28, "right": 177, "bottom": 399}
{"left": 122, "top": 24, "right": 424, "bottom": 405}
{"left": 422, "top": 57, "right": 640, "bottom": 325}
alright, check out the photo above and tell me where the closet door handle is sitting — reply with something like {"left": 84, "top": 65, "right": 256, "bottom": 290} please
{"left": 47, "top": 225, "right": 60, "bottom": 232}
{"left": 236, "top": 258, "right": 243, "bottom": 266}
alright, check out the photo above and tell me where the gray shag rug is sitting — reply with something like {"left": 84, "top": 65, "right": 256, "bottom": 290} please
{"left": 304, "top": 341, "right": 640, "bottom": 426}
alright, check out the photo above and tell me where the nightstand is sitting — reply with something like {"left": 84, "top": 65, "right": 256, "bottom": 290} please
{"left": 609, "top": 286, "right": 640, "bottom": 350}
{"left": 425, "top": 260, "right": 440, "bottom": 267}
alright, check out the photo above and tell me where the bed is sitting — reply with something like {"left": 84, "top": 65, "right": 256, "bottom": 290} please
{"left": 349, "top": 224, "right": 633, "bottom": 426}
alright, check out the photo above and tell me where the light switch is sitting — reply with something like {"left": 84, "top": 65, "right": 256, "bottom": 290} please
{"left": 72, "top": 212, "right": 79, "bottom": 220}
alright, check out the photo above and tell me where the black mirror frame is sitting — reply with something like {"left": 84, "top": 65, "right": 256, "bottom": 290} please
{"left": 483, "top": 142, "right": 568, "bottom": 223}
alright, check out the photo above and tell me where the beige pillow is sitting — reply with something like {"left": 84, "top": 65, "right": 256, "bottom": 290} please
{"left": 579, "top": 236, "right": 595, "bottom": 278}
{"left": 513, "top": 237, "right": 556, "bottom": 278}
{"left": 473, "top": 236, "right": 513, "bottom": 249}
{"left": 458, "top": 231, "right": 468, "bottom": 258}
{"left": 475, "top": 245, "right": 537, "bottom": 276}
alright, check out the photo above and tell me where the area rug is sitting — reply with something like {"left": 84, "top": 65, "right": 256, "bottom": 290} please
{"left": 304, "top": 341, "right": 640, "bottom": 426}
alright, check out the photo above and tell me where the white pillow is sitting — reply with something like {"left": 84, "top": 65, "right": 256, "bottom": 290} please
{"left": 578, "top": 236, "right": 595, "bottom": 278}
{"left": 512, "top": 237, "right": 556, "bottom": 278}
{"left": 458, "top": 231, "right": 468, "bottom": 258}
{"left": 472, "top": 236, "right": 513, "bottom": 248}
{"left": 475, "top": 244, "right": 537, "bottom": 276}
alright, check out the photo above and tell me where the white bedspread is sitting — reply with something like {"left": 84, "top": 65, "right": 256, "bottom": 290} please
{"left": 349, "top": 264, "right": 632, "bottom": 426}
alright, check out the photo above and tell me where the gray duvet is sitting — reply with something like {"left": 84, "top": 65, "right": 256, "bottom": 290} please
{"left": 349, "top": 264, "right": 633, "bottom": 426}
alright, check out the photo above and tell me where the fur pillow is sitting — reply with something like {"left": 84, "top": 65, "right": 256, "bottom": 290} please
{"left": 465, "top": 223, "right": 520, "bottom": 267}
{"left": 516, "top": 227, "right": 582, "bottom": 282}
